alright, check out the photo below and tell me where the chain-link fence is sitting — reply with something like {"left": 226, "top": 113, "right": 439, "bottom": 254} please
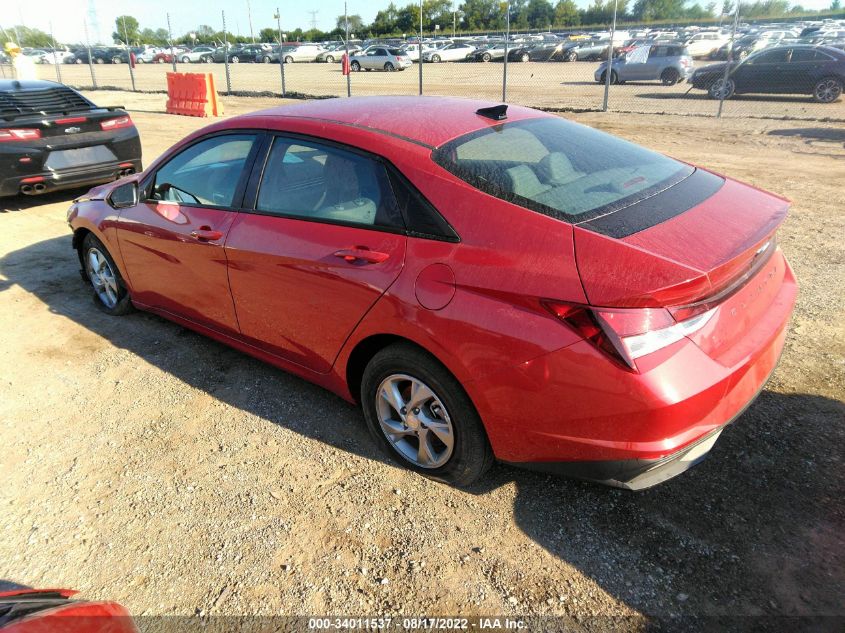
{"left": 4, "top": 7, "right": 844, "bottom": 122}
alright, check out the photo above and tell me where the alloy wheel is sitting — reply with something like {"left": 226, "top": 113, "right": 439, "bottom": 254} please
{"left": 85, "top": 247, "right": 119, "bottom": 309}
{"left": 814, "top": 78, "right": 842, "bottom": 103}
{"left": 376, "top": 374, "right": 454, "bottom": 469}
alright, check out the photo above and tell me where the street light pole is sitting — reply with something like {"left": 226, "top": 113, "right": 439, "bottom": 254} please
{"left": 344, "top": 2, "right": 351, "bottom": 97}
{"left": 502, "top": 0, "right": 510, "bottom": 102}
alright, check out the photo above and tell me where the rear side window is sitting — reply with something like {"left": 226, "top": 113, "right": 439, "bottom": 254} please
{"left": 256, "top": 137, "right": 403, "bottom": 229}
{"left": 431, "top": 117, "right": 693, "bottom": 223}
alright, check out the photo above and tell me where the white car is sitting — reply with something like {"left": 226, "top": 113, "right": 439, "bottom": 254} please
{"left": 279, "top": 44, "right": 323, "bottom": 63}
{"left": 682, "top": 32, "right": 729, "bottom": 58}
{"left": 134, "top": 48, "right": 161, "bottom": 63}
{"left": 41, "top": 50, "right": 74, "bottom": 64}
{"left": 399, "top": 42, "right": 436, "bottom": 62}
{"left": 179, "top": 46, "right": 216, "bottom": 63}
{"left": 422, "top": 42, "right": 476, "bottom": 62}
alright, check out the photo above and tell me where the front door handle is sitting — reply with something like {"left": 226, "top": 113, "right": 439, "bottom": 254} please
{"left": 190, "top": 227, "right": 224, "bottom": 242}
{"left": 334, "top": 247, "right": 390, "bottom": 264}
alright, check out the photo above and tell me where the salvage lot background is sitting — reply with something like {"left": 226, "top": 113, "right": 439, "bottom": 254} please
{"left": 1, "top": 92, "right": 843, "bottom": 625}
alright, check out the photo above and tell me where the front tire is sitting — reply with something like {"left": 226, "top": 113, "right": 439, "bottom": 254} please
{"left": 565, "top": 50, "right": 577, "bottom": 62}
{"left": 81, "top": 234, "right": 134, "bottom": 316}
{"left": 351, "top": 61, "right": 361, "bottom": 71}
{"left": 361, "top": 343, "right": 493, "bottom": 487}
{"left": 813, "top": 77, "right": 843, "bottom": 103}
{"left": 600, "top": 70, "right": 618, "bottom": 84}
{"left": 430, "top": 54, "right": 441, "bottom": 63}
{"left": 230, "top": 55, "right": 240, "bottom": 63}
{"left": 181, "top": 56, "right": 190, "bottom": 63}
{"left": 284, "top": 55, "right": 294, "bottom": 64}
{"left": 708, "top": 77, "right": 735, "bottom": 100}
{"left": 325, "top": 54, "right": 335, "bottom": 63}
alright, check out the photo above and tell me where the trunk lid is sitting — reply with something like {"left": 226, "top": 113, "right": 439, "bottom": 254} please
{"left": 573, "top": 170, "right": 789, "bottom": 309}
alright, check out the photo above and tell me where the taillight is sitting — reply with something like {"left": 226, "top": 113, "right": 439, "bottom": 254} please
{"left": 544, "top": 301, "right": 715, "bottom": 371}
{"left": 0, "top": 128, "right": 42, "bottom": 142}
{"left": 100, "top": 116, "right": 133, "bottom": 131}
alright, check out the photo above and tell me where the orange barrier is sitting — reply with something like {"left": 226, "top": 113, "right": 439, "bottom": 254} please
{"left": 165, "top": 72, "right": 223, "bottom": 118}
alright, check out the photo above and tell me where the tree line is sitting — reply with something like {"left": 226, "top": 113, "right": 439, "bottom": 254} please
{"left": 2, "top": 0, "right": 843, "bottom": 49}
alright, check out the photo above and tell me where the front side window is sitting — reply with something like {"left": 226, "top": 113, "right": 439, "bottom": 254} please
{"left": 431, "top": 117, "right": 693, "bottom": 222}
{"left": 256, "top": 137, "right": 403, "bottom": 229}
{"left": 152, "top": 134, "right": 256, "bottom": 207}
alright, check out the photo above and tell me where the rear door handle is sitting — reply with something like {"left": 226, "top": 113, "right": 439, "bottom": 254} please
{"left": 190, "top": 227, "right": 224, "bottom": 242}
{"left": 334, "top": 247, "right": 390, "bottom": 264}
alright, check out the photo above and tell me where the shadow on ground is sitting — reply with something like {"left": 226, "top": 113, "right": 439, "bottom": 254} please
{"left": 0, "top": 188, "right": 89, "bottom": 213}
{"left": 2, "top": 235, "right": 843, "bottom": 622}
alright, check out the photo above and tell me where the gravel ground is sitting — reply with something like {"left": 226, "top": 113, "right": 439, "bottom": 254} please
{"left": 0, "top": 93, "right": 843, "bottom": 630}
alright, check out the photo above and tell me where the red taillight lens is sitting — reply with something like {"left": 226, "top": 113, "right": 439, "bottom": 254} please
{"left": 0, "top": 128, "right": 42, "bottom": 142}
{"left": 100, "top": 116, "right": 133, "bottom": 131}
{"left": 544, "top": 301, "right": 715, "bottom": 371}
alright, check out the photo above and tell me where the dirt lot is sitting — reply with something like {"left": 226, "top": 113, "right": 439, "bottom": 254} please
{"left": 26, "top": 58, "right": 845, "bottom": 120}
{"left": 0, "top": 91, "right": 843, "bottom": 628}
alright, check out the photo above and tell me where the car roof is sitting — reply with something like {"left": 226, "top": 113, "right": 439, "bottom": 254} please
{"left": 239, "top": 96, "right": 551, "bottom": 147}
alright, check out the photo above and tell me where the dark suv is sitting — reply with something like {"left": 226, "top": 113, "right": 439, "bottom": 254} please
{"left": 0, "top": 79, "right": 142, "bottom": 197}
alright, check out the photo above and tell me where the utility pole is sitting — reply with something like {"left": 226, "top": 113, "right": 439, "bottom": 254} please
{"left": 222, "top": 11, "right": 232, "bottom": 94}
{"left": 717, "top": 2, "right": 740, "bottom": 118}
{"left": 344, "top": 2, "right": 351, "bottom": 97}
{"left": 247, "top": 0, "right": 255, "bottom": 43}
{"left": 275, "top": 8, "right": 286, "bottom": 96}
{"left": 122, "top": 15, "right": 136, "bottom": 91}
{"left": 83, "top": 18, "right": 97, "bottom": 88}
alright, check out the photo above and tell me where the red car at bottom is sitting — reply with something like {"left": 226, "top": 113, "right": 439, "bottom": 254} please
{"left": 0, "top": 589, "right": 136, "bottom": 632}
{"left": 66, "top": 97, "right": 797, "bottom": 489}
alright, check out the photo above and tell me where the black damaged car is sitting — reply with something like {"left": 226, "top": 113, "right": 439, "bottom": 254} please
{"left": 0, "top": 79, "right": 142, "bottom": 197}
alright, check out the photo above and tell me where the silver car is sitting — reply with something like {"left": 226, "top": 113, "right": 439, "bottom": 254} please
{"left": 349, "top": 47, "right": 412, "bottom": 71}
{"left": 595, "top": 43, "right": 693, "bottom": 85}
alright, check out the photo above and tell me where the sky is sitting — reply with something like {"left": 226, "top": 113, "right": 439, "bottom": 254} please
{"left": 4, "top": 0, "right": 836, "bottom": 45}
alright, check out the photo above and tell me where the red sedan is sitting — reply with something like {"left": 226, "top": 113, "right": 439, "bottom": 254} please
{"left": 66, "top": 97, "right": 797, "bottom": 489}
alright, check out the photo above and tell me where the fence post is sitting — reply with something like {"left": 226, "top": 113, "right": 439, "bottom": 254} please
{"left": 83, "top": 19, "right": 97, "bottom": 89}
{"left": 418, "top": 0, "right": 423, "bottom": 95}
{"left": 717, "top": 4, "right": 740, "bottom": 118}
{"left": 275, "top": 8, "right": 287, "bottom": 97}
{"left": 502, "top": 0, "right": 510, "bottom": 102}
{"left": 49, "top": 22, "right": 62, "bottom": 84}
{"left": 167, "top": 13, "right": 177, "bottom": 73}
{"left": 222, "top": 11, "right": 232, "bottom": 95}
{"left": 602, "top": 0, "right": 619, "bottom": 112}
{"left": 344, "top": 2, "right": 351, "bottom": 97}
{"left": 122, "top": 16, "right": 136, "bottom": 91}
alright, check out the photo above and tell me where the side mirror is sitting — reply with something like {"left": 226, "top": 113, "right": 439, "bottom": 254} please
{"left": 107, "top": 181, "right": 138, "bottom": 209}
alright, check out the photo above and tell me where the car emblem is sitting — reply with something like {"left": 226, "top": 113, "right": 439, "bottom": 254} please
{"left": 64, "top": 126, "right": 82, "bottom": 134}
{"left": 754, "top": 241, "right": 771, "bottom": 258}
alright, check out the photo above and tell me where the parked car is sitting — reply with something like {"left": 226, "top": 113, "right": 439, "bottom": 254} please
{"left": 316, "top": 45, "right": 361, "bottom": 63}
{"left": 595, "top": 44, "right": 693, "bottom": 85}
{"left": 468, "top": 43, "right": 507, "bottom": 62}
{"left": 133, "top": 47, "right": 160, "bottom": 63}
{"left": 41, "top": 49, "right": 75, "bottom": 64}
{"left": 22, "top": 49, "right": 48, "bottom": 64}
{"left": 74, "top": 47, "right": 129, "bottom": 64}
{"left": 562, "top": 38, "right": 611, "bottom": 61}
{"left": 422, "top": 42, "right": 476, "bottom": 62}
{"left": 690, "top": 45, "right": 845, "bottom": 103}
{"left": 507, "top": 42, "right": 566, "bottom": 62}
{"left": 66, "top": 97, "right": 796, "bottom": 490}
{"left": 278, "top": 44, "right": 323, "bottom": 63}
{"left": 349, "top": 47, "right": 412, "bottom": 71}
{"left": 682, "top": 31, "right": 729, "bottom": 58}
{"left": 179, "top": 46, "right": 216, "bottom": 63}
{"left": 0, "top": 78, "right": 142, "bottom": 197}
{"left": 398, "top": 42, "right": 436, "bottom": 62}
{"left": 152, "top": 51, "right": 176, "bottom": 64}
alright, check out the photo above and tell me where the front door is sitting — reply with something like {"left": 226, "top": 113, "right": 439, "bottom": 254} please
{"left": 117, "top": 132, "right": 260, "bottom": 334}
{"left": 225, "top": 135, "right": 407, "bottom": 373}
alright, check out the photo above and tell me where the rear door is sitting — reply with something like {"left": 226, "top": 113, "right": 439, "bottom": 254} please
{"left": 224, "top": 134, "right": 407, "bottom": 373}
{"left": 117, "top": 132, "right": 260, "bottom": 334}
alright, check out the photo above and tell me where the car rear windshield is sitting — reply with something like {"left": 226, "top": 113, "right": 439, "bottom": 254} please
{"left": 431, "top": 117, "right": 693, "bottom": 223}
{"left": 388, "top": 49, "right": 404, "bottom": 55}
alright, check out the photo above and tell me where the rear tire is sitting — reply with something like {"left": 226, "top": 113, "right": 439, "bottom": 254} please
{"left": 600, "top": 70, "right": 618, "bottom": 85}
{"left": 284, "top": 55, "right": 294, "bottom": 64}
{"left": 360, "top": 343, "right": 493, "bottom": 487}
{"left": 482, "top": 52, "right": 491, "bottom": 62}
{"left": 520, "top": 52, "right": 530, "bottom": 62}
{"left": 431, "top": 54, "right": 441, "bottom": 63}
{"left": 384, "top": 62, "right": 395, "bottom": 71}
{"left": 661, "top": 68, "right": 680, "bottom": 86}
{"left": 81, "top": 234, "right": 134, "bottom": 316}
{"left": 181, "top": 55, "right": 190, "bottom": 63}
{"left": 230, "top": 55, "right": 239, "bottom": 63}
{"left": 565, "top": 50, "right": 578, "bottom": 62}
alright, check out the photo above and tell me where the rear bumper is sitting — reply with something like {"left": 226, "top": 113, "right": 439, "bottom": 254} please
{"left": 0, "top": 158, "right": 142, "bottom": 197}
{"left": 467, "top": 253, "right": 797, "bottom": 487}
